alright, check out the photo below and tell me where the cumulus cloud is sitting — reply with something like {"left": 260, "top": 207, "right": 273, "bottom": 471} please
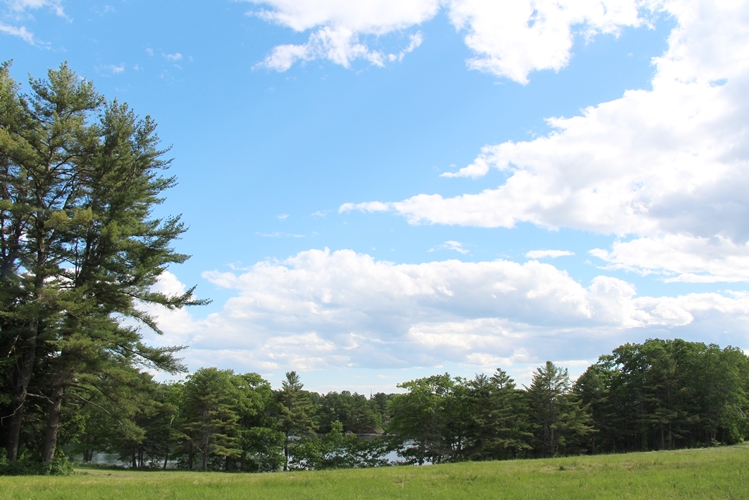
{"left": 591, "top": 235, "right": 749, "bottom": 283}
{"left": 248, "top": 0, "right": 645, "bottom": 81}
{"left": 447, "top": 0, "right": 642, "bottom": 83}
{"left": 526, "top": 250, "right": 574, "bottom": 259}
{"left": 343, "top": 1, "right": 749, "bottom": 283}
{"left": 144, "top": 250, "right": 749, "bottom": 373}
{"left": 387, "top": 77, "right": 747, "bottom": 236}
{"left": 137, "top": 271, "right": 198, "bottom": 348}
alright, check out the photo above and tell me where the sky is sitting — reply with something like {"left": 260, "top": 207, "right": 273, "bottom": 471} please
{"left": 2, "top": 0, "right": 749, "bottom": 393}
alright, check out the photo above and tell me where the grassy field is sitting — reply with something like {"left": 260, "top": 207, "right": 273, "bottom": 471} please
{"left": 1, "top": 445, "right": 747, "bottom": 499}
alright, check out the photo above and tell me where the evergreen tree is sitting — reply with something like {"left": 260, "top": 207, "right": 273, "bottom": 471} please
{"left": 1, "top": 62, "right": 102, "bottom": 461}
{"left": 0, "top": 62, "right": 204, "bottom": 463}
{"left": 276, "top": 371, "right": 316, "bottom": 471}
{"left": 574, "top": 363, "right": 617, "bottom": 454}
{"left": 317, "top": 391, "right": 381, "bottom": 434}
{"left": 179, "top": 368, "right": 241, "bottom": 471}
{"left": 464, "top": 370, "right": 531, "bottom": 460}
{"left": 526, "top": 362, "right": 592, "bottom": 457}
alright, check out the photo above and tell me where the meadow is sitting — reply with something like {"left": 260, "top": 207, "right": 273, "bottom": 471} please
{"left": 1, "top": 444, "right": 747, "bottom": 499}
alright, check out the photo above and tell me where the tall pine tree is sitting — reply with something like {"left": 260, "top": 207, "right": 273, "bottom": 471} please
{"left": 0, "top": 62, "right": 204, "bottom": 463}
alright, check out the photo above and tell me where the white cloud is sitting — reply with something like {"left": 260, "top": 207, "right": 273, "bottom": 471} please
{"left": 388, "top": 31, "right": 423, "bottom": 62}
{"left": 526, "top": 249, "right": 574, "bottom": 259}
{"left": 256, "top": 26, "right": 395, "bottom": 71}
{"left": 144, "top": 249, "right": 749, "bottom": 373}
{"left": 1, "top": 0, "right": 67, "bottom": 46}
{"left": 345, "top": 1, "right": 749, "bottom": 282}
{"left": 0, "top": 21, "right": 36, "bottom": 44}
{"left": 339, "top": 201, "right": 391, "bottom": 213}
{"left": 591, "top": 235, "right": 749, "bottom": 283}
{"left": 98, "top": 63, "right": 125, "bottom": 75}
{"left": 388, "top": 78, "right": 747, "bottom": 235}
{"left": 249, "top": 0, "right": 440, "bottom": 32}
{"left": 247, "top": 0, "right": 433, "bottom": 72}
{"left": 137, "top": 271, "right": 198, "bottom": 348}
{"left": 164, "top": 52, "right": 183, "bottom": 62}
{"left": 249, "top": 0, "right": 645, "bottom": 81}
{"left": 6, "top": 0, "right": 65, "bottom": 17}
{"left": 430, "top": 240, "right": 470, "bottom": 254}
{"left": 447, "top": 0, "right": 642, "bottom": 83}
{"left": 277, "top": 213, "right": 289, "bottom": 220}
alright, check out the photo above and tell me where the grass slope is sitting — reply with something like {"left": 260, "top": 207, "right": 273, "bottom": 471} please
{"left": 1, "top": 445, "right": 747, "bottom": 499}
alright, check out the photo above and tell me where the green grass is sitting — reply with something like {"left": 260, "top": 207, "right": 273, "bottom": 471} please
{"left": 1, "top": 445, "right": 748, "bottom": 499}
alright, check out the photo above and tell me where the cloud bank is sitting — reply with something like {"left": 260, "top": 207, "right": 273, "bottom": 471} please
{"left": 146, "top": 250, "right": 749, "bottom": 373}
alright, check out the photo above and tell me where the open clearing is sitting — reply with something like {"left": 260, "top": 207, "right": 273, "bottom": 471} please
{"left": 1, "top": 444, "right": 747, "bottom": 499}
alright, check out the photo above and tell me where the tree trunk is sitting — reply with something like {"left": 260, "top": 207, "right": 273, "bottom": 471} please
{"left": 41, "top": 381, "right": 65, "bottom": 462}
{"left": 6, "top": 320, "right": 39, "bottom": 461}
{"left": 660, "top": 424, "right": 665, "bottom": 451}
{"left": 284, "top": 433, "right": 290, "bottom": 471}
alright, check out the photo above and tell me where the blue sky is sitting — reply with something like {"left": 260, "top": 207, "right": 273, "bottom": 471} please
{"left": 3, "top": 0, "right": 749, "bottom": 392}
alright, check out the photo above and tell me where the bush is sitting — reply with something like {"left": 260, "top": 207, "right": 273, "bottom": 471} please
{"left": 0, "top": 449, "right": 73, "bottom": 476}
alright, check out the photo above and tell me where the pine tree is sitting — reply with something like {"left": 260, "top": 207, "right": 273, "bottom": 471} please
{"left": 1, "top": 62, "right": 103, "bottom": 460}
{"left": 0, "top": 62, "right": 204, "bottom": 462}
{"left": 526, "top": 361, "right": 592, "bottom": 457}
{"left": 465, "top": 369, "right": 531, "bottom": 460}
{"left": 180, "top": 368, "right": 241, "bottom": 471}
{"left": 276, "top": 371, "right": 317, "bottom": 471}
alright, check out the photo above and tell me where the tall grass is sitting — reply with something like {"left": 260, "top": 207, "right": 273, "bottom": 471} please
{"left": 1, "top": 444, "right": 747, "bottom": 499}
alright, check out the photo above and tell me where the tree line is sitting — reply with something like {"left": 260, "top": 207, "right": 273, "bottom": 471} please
{"left": 5, "top": 337, "right": 749, "bottom": 472}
